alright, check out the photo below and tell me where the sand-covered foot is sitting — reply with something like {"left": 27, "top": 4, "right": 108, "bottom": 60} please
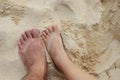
{"left": 42, "top": 25, "right": 70, "bottom": 71}
{"left": 18, "top": 29, "right": 47, "bottom": 78}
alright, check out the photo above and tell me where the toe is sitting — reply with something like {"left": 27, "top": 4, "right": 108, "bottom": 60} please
{"left": 44, "top": 28, "right": 50, "bottom": 35}
{"left": 47, "top": 26, "right": 53, "bottom": 33}
{"left": 52, "top": 25, "right": 60, "bottom": 33}
{"left": 41, "top": 35, "right": 46, "bottom": 41}
{"left": 31, "top": 29, "right": 40, "bottom": 38}
{"left": 18, "top": 41, "right": 22, "bottom": 50}
{"left": 42, "top": 31, "right": 47, "bottom": 39}
{"left": 20, "top": 36, "right": 24, "bottom": 45}
{"left": 25, "top": 30, "right": 32, "bottom": 38}
{"left": 22, "top": 33, "right": 27, "bottom": 41}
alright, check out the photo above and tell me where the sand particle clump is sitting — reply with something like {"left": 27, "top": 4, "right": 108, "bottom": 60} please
{"left": 61, "top": 20, "right": 101, "bottom": 72}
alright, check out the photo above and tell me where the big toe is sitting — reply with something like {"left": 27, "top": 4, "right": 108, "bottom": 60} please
{"left": 52, "top": 25, "right": 60, "bottom": 33}
{"left": 31, "top": 29, "right": 40, "bottom": 38}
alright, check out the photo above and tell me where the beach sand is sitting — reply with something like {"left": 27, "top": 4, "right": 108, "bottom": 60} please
{"left": 0, "top": 0, "right": 120, "bottom": 80}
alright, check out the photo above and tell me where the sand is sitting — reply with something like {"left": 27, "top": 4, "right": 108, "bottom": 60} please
{"left": 0, "top": 0, "right": 120, "bottom": 80}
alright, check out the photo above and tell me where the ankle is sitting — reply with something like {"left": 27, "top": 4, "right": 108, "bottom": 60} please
{"left": 53, "top": 50, "right": 69, "bottom": 61}
{"left": 58, "top": 58, "right": 73, "bottom": 74}
{"left": 23, "top": 69, "right": 44, "bottom": 80}
{"left": 25, "top": 65, "right": 46, "bottom": 80}
{"left": 53, "top": 51, "right": 72, "bottom": 70}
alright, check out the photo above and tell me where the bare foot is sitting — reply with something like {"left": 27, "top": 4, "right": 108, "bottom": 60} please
{"left": 18, "top": 29, "right": 47, "bottom": 79}
{"left": 41, "top": 26, "right": 98, "bottom": 80}
{"left": 41, "top": 25, "right": 70, "bottom": 71}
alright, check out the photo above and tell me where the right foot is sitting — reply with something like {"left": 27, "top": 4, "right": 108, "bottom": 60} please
{"left": 41, "top": 25, "right": 70, "bottom": 70}
{"left": 18, "top": 29, "right": 47, "bottom": 79}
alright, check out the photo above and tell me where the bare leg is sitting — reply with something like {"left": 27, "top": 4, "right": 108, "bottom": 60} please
{"left": 18, "top": 29, "right": 47, "bottom": 80}
{"left": 42, "top": 25, "right": 98, "bottom": 80}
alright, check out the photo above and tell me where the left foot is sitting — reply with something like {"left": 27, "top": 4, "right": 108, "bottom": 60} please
{"left": 41, "top": 25, "right": 70, "bottom": 71}
{"left": 18, "top": 29, "right": 47, "bottom": 78}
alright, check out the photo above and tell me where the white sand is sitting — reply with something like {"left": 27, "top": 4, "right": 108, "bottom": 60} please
{"left": 0, "top": 0, "right": 120, "bottom": 80}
